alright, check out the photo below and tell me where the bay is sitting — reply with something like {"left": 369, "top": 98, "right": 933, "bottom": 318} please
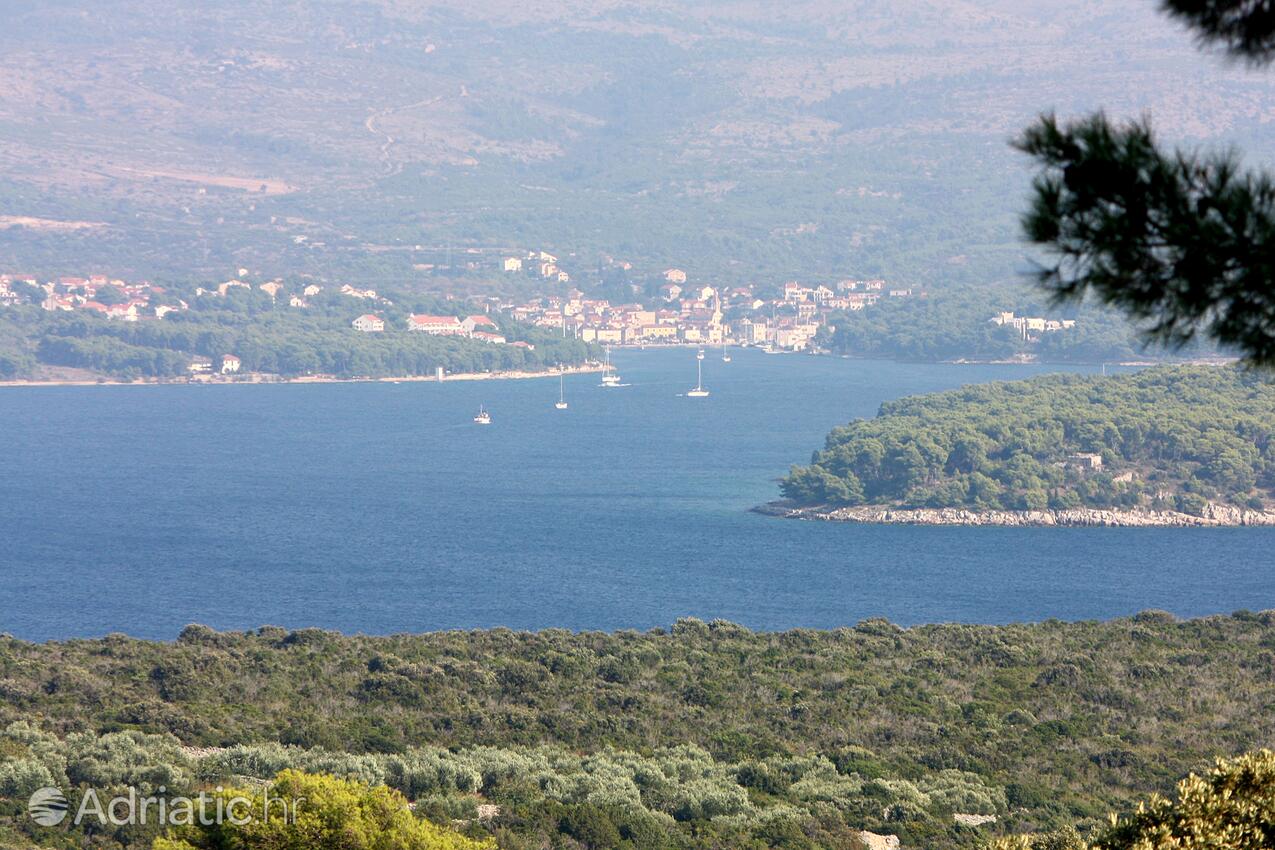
{"left": 1, "top": 348, "right": 1271, "bottom": 641}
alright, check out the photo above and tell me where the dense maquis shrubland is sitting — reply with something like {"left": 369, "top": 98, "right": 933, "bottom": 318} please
{"left": 0, "top": 284, "right": 596, "bottom": 380}
{"left": 4, "top": 615, "right": 1275, "bottom": 849}
{"left": 779, "top": 366, "right": 1275, "bottom": 513}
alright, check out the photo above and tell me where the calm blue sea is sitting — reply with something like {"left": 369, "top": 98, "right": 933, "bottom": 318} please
{"left": 1, "top": 349, "right": 1271, "bottom": 641}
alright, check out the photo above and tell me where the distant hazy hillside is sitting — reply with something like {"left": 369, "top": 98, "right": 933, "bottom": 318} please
{"left": 1, "top": 0, "right": 1272, "bottom": 283}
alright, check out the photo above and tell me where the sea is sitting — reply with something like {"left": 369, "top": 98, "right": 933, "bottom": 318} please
{"left": 2, "top": 348, "right": 1271, "bottom": 641}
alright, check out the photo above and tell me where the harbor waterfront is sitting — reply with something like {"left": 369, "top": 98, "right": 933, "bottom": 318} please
{"left": 2, "top": 347, "right": 1272, "bottom": 642}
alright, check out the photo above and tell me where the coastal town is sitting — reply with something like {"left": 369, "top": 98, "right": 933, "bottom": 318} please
{"left": 2, "top": 264, "right": 897, "bottom": 351}
{"left": 0, "top": 250, "right": 1083, "bottom": 364}
{"left": 495, "top": 269, "right": 897, "bottom": 350}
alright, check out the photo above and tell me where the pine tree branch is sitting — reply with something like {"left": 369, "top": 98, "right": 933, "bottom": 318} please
{"left": 1015, "top": 112, "right": 1275, "bottom": 365}
{"left": 1161, "top": 0, "right": 1275, "bottom": 64}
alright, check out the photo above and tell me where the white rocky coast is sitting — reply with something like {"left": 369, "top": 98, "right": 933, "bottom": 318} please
{"left": 754, "top": 501, "right": 1275, "bottom": 527}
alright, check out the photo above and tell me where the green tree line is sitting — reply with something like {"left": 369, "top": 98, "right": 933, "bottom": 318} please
{"left": 5, "top": 613, "right": 1275, "bottom": 849}
{"left": 780, "top": 366, "right": 1275, "bottom": 513}
{"left": 0, "top": 280, "right": 596, "bottom": 380}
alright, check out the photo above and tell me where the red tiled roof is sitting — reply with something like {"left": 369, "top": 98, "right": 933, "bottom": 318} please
{"left": 408, "top": 314, "right": 460, "bottom": 326}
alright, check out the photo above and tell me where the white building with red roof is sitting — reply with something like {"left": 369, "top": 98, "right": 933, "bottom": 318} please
{"left": 461, "top": 314, "right": 497, "bottom": 335}
{"left": 104, "top": 301, "right": 146, "bottom": 321}
{"left": 352, "top": 314, "right": 385, "bottom": 332}
{"left": 471, "top": 330, "right": 507, "bottom": 344}
{"left": 406, "top": 314, "right": 464, "bottom": 335}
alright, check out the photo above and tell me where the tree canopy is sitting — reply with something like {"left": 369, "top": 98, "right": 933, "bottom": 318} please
{"left": 994, "top": 750, "right": 1275, "bottom": 850}
{"left": 780, "top": 366, "right": 1275, "bottom": 512}
{"left": 153, "top": 770, "right": 492, "bottom": 850}
{"left": 8, "top": 615, "right": 1275, "bottom": 850}
{"left": 1094, "top": 749, "right": 1275, "bottom": 850}
{"left": 1018, "top": 1, "right": 1275, "bottom": 366}
{"left": 1161, "top": 0, "right": 1275, "bottom": 64}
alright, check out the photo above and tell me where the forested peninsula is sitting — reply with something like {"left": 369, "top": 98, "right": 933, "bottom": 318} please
{"left": 772, "top": 366, "right": 1275, "bottom": 525}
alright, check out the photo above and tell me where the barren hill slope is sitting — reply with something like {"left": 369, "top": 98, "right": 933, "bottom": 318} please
{"left": 1, "top": 0, "right": 1272, "bottom": 282}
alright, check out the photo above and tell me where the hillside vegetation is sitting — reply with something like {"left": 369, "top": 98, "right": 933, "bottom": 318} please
{"left": 780, "top": 366, "right": 1275, "bottom": 513}
{"left": 2, "top": 1, "right": 1272, "bottom": 283}
{"left": 990, "top": 750, "right": 1275, "bottom": 850}
{"left": 813, "top": 284, "right": 1156, "bottom": 364}
{"left": 4, "top": 615, "right": 1275, "bottom": 848}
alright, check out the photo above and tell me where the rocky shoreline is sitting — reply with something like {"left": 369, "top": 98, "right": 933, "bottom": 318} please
{"left": 0, "top": 363, "right": 604, "bottom": 388}
{"left": 753, "top": 500, "right": 1275, "bottom": 527}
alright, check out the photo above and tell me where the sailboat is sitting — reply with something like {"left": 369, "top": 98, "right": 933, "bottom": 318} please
{"left": 599, "top": 345, "right": 623, "bottom": 387}
{"left": 555, "top": 373, "right": 569, "bottom": 409}
{"left": 473, "top": 405, "right": 491, "bottom": 425}
{"left": 686, "top": 356, "right": 710, "bottom": 397}
{"left": 721, "top": 340, "right": 731, "bottom": 363}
